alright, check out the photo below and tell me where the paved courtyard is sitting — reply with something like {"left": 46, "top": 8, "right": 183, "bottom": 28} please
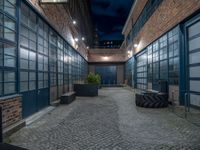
{"left": 10, "top": 88, "right": 200, "bottom": 150}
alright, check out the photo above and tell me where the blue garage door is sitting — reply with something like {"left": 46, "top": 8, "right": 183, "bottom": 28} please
{"left": 186, "top": 18, "right": 200, "bottom": 107}
{"left": 95, "top": 66, "right": 117, "bottom": 85}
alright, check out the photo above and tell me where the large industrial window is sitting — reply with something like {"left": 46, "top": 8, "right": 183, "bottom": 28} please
{"left": 0, "top": 0, "right": 17, "bottom": 96}
{"left": 159, "top": 34, "right": 168, "bottom": 80}
{"left": 147, "top": 45, "right": 153, "bottom": 82}
{"left": 0, "top": 0, "right": 16, "bottom": 17}
{"left": 49, "top": 30, "right": 57, "bottom": 86}
{"left": 152, "top": 41, "right": 159, "bottom": 90}
{"left": 38, "top": 18, "right": 49, "bottom": 89}
{"left": 0, "top": 43, "right": 16, "bottom": 95}
{"left": 125, "top": 57, "right": 134, "bottom": 87}
{"left": 136, "top": 50, "right": 147, "bottom": 90}
{"left": 168, "top": 27, "right": 179, "bottom": 85}
{"left": 57, "top": 37, "right": 64, "bottom": 86}
{"left": 68, "top": 47, "right": 72, "bottom": 85}
{"left": 64, "top": 43, "right": 69, "bottom": 86}
{"left": 20, "top": 3, "right": 37, "bottom": 92}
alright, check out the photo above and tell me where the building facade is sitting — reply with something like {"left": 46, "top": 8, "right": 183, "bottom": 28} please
{"left": 0, "top": 0, "right": 88, "bottom": 131}
{"left": 123, "top": 0, "right": 200, "bottom": 107}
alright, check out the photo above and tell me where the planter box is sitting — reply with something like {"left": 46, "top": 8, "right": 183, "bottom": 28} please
{"left": 60, "top": 92, "right": 76, "bottom": 104}
{"left": 74, "top": 84, "right": 98, "bottom": 96}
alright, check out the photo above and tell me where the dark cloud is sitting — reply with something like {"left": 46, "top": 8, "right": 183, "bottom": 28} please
{"left": 91, "top": 0, "right": 134, "bottom": 41}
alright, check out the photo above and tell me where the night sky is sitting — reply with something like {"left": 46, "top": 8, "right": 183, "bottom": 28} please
{"left": 90, "top": 0, "right": 134, "bottom": 41}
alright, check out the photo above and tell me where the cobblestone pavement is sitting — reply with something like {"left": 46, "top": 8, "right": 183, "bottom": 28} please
{"left": 10, "top": 88, "right": 200, "bottom": 150}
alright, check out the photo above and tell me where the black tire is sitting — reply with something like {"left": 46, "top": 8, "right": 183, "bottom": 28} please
{"left": 135, "top": 93, "right": 168, "bottom": 108}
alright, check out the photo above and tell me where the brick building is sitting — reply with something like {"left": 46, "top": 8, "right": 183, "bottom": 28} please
{"left": 123, "top": 0, "right": 200, "bottom": 106}
{"left": 0, "top": 0, "right": 200, "bottom": 139}
{"left": 0, "top": 0, "right": 90, "bottom": 135}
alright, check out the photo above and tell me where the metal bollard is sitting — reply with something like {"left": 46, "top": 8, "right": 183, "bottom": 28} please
{"left": 0, "top": 106, "right": 2, "bottom": 143}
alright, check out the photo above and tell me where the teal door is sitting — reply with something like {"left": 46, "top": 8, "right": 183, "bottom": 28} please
{"left": 95, "top": 66, "right": 117, "bottom": 85}
{"left": 185, "top": 17, "right": 200, "bottom": 107}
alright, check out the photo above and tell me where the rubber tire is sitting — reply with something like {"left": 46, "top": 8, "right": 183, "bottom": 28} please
{"left": 135, "top": 93, "right": 168, "bottom": 108}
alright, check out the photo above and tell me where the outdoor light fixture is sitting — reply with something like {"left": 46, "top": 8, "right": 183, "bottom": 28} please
{"left": 103, "top": 56, "right": 109, "bottom": 60}
{"left": 74, "top": 38, "right": 79, "bottom": 42}
{"left": 134, "top": 44, "right": 138, "bottom": 48}
{"left": 86, "top": 46, "right": 89, "bottom": 49}
{"left": 82, "top": 37, "right": 85, "bottom": 41}
{"left": 73, "top": 20, "right": 77, "bottom": 25}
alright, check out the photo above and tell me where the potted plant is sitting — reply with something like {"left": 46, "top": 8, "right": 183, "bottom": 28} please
{"left": 74, "top": 73, "right": 100, "bottom": 96}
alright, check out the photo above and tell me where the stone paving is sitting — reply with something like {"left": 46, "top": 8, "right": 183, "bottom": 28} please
{"left": 10, "top": 88, "right": 200, "bottom": 150}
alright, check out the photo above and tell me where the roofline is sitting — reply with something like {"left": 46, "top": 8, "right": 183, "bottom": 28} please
{"left": 122, "top": 0, "right": 137, "bottom": 35}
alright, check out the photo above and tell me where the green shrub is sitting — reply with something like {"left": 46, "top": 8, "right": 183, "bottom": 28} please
{"left": 87, "top": 72, "right": 101, "bottom": 84}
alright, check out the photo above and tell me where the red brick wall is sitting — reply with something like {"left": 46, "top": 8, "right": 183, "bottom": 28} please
{"left": 0, "top": 95, "right": 22, "bottom": 129}
{"left": 28, "top": 0, "right": 88, "bottom": 59}
{"left": 132, "top": 0, "right": 200, "bottom": 53}
{"left": 123, "top": 0, "right": 148, "bottom": 36}
{"left": 88, "top": 49, "right": 126, "bottom": 63}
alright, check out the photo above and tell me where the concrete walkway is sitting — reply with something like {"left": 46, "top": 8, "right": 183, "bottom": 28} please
{"left": 10, "top": 88, "right": 200, "bottom": 150}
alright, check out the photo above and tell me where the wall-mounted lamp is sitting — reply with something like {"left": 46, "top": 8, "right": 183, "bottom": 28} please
{"left": 134, "top": 44, "right": 138, "bottom": 48}
{"left": 73, "top": 20, "right": 77, "bottom": 25}
{"left": 74, "top": 38, "right": 79, "bottom": 42}
{"left": 82, "top": 37, "right": 85, "bottom": 41}
{"left": 103, "top": 56, "right": 109, "bottom": 60}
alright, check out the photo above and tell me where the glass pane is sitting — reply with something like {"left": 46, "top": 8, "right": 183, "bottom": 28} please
{"left": 4, "top": 28, "right": 15, "bottom": 41}
{"left": 4, "top": 71, "right": 15, "bottom": 82}
{"left": 190, "top": 80, "right": 200, "bottom": 92}
{"left": 0, "top": 0, "right": 3, "bottom": 10}
{"left": 29, "top": 31, "right": 36, "bottom": 41}
{"left": 4, "top": 55, "right": 15, "bottom": 67}
{"left": 29, "top": 72, "right": 36, "bottom": 80}
{"left": 0, "top": 26, "right": 3, "bottom": 38}
{"left": 4, "top": 1, "right": 16, "bottom": 17}
{"left": 29, "top": 81, "right": 35, "bottom": 90}
{"left": 190, "top": 94, "right": 200, "bottom": 107}
{"left": 189, "top": 36, "right": 200, "bottom": 51}
{"left": 190, "top": 66, "right": 200, "bottom": 78}
{"left": 29, "top": 10, "right": 36, "bottom": 30}
{"left": 189, "top": 51, "right": 200, "bottom": 64}
{"left": 29, "top": 61, "right": 36, "bottom": 70}
{"left": 4, "top": 83, "right": 15, "bottom": 94}
{"left": 20, "top": 71, "right": 28, "bottom": 81}
{"left": 20, "top": 81, "right": 28, "bottom": 92}
{"left": 20, "top": 59, "right": 28, "bottom": 69}
{"left": 0, "top": 13, "right": 3, "bottom": 26}
{"left": 38, "top": 72, "right": 43, "bottom": 80}
{"left": 4, "top": 44, "right": 15, "bottom": 56}
{"left": 21, "top": 25, "right": 28, "bottom": 37}
{"left": 7, "top": 0, "right": 16, "bottom": 5}
{"left": 4, "top": 16, "right": 15, "bottom": 30}
{"left": 20, "top": 48, "right": 28, "bottom": 59}
{"left": 29, "top": 41, "right": 36, "bottom": 51}
{"left": 20, "top": 36, "right": 28, "bottom": 47}
{"left": 29, "top": 51, "right": 36, "bottom": 61}
{"left": 189, "top": 21, "right": 200, "bottom": 38}
{"left": 0, "top": 43, "right": 3, "bottom": 66}
{"left": 21, "top": 3, "right": 29, "bottom": 25}
{"left": 38, "top": 81, "right": 43, "bottom": 89}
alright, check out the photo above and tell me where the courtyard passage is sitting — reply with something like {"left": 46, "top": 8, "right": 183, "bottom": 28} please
{"left": 10, "top": 88, "right": 200, "bottom": 150}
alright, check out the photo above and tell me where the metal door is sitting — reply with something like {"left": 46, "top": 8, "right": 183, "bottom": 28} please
{"left": 95, "top": 66, "right": 117, "bottom": 85}
{"left": 186, "top": 18, "right": 200, "bottom": 107}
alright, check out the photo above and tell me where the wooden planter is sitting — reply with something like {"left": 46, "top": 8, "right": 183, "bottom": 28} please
{"left": 74, "top": 84, "right": 99, "bottom": 96}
